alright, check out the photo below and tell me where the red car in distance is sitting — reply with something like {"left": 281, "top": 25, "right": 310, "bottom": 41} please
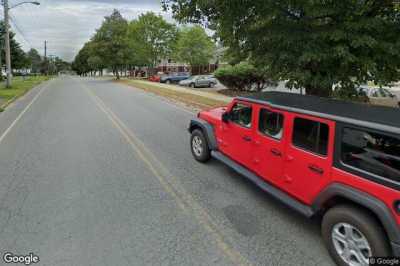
{"left": 148, "top": 75, "right": 161, "bottom": 83}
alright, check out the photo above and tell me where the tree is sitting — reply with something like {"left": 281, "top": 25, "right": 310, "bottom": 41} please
{"left": 87, "top": 55, "right": 103, "bottom": 76}
{"left": 92, "top": 9, "right": 130, "bottom": 79}
{"left": 0, "top": 21, "right": 30, "bottom": 71}
{"left": 215, "top": 62, "right": 275, "bottom": 91}
{"left": 72, "top": 42, "right": 91, "bottom": 76}
{"left": 127, "top": 12, "right": 177, "bottom": 69}
{"left": 163, "top": 0, "right": 400, "bottom": 97}
{"left": 27, "top": 48, "right": 42, "bottom": 73}
{"left": 173, "top": 26, "right": 215, "bottom": 68}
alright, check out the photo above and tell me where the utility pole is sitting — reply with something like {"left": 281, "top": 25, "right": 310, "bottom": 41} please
{"left": 3, "top": 0, "right": 12, "bottom": 87}
{"left": 44, "top": 40, "right": 47, "bottom": 75}
{"left": 2, "top": 1, "right": 40, "bottom": 86}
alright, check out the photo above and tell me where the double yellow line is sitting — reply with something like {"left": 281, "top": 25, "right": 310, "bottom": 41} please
{"left": 82, "top": 81, "right": 252, "bottom": 266}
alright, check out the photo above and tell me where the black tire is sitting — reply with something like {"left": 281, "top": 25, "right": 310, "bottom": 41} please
{"left": 322, "top": 205, "right": 391, "bottom": 266}
{"left": 209, "top": 82, "right": 215, "bottom": 88}
{"left": 166, "top": 80, "right": 171, "bottom": 84}
{"left": 189, "top": 83, "right": 195, "bottom": 88}
{"left": 190, "top": 129, "right": 211, "bottom": 163}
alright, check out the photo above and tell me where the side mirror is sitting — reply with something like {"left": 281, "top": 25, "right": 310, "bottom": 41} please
{"left": 222, "top": 112, "right": 230, "bottom": 123}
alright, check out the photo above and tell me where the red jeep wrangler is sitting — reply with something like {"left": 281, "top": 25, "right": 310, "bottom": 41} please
{"left": 189, "top": 92, "right": 400, "bottom": 266}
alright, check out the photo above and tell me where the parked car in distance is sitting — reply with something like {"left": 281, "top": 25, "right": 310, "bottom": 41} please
{"left": 358, "top": 86, "right": 399, "bottom": 107}
{"left": 179, "top": 75, "right": 218, "bottom": 88}
{"left": 189, "top": 92, "right": 400, "bottom": 266}
{"left": 148, "top": 75, "right": 161, "bottom": 83}
{"left": 160, "top": 72, "right": 191, "bottom": 84}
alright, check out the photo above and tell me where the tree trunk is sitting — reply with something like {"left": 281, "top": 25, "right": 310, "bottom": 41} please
{"left": 116, "top": 68, "right": 120, "bottom": 80}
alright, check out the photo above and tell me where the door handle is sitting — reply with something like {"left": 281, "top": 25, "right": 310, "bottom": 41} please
{"left": 270, "top": 148, "right": 282, "bottom": 157}
{"left": 308, "top": 164, "right": 324, "bottom": 175}
{"left": 242, "top": 136, "right": 252, "bottom": 142}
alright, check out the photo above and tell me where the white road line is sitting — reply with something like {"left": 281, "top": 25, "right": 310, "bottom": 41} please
{"left": 0, "top": 80, "right": 52, "bottom": 145}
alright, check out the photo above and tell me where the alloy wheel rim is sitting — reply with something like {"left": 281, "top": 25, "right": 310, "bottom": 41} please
{"left": 332, "top": 223, "right": 372, "bottom": 266}
{"left": 192, "top": 136, "right": 203, "bottom": 156}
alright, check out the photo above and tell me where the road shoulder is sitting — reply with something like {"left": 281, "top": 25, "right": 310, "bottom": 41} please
{"left": 0, "top": 78, "right": 54, "bottom": 141}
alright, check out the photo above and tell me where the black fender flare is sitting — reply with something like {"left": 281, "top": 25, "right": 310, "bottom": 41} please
{"left": 312, "top": 183, "right": 400, "bottom": 244}
{"left": 188, "top": 118, "right": 218, "bottom": 150}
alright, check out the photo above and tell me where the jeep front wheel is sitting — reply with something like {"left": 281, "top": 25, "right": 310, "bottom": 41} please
{"left": 190, "top": 129, "right": 211, "bottom": 162}
{"left": 322, "top": 205, "right": 391, "bottom": 266}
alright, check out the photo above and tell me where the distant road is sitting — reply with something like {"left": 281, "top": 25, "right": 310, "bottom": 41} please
{"left": 0, "top": 76, "right": 334, "bottom": 266}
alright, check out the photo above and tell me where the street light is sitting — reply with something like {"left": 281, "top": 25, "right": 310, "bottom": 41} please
{"left": 10, "top": 1, "right": 40, "bottom": 9}
{"left": 3, "top": 0, "right": 40, "bottom": 88}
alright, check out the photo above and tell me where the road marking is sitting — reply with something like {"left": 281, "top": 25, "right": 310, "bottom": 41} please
{"left": 0, "top": 79, "right": 52, "bottom": 145}
{"left": 80, "top": 81, "right": 252, "bottom": 266}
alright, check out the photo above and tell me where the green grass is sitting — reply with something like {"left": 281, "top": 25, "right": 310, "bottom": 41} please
{"left": 0, "top": 76, "right": 51, "bottom": 110}
{"left": 118, "top": 79, "right": 227, "bottom": 110}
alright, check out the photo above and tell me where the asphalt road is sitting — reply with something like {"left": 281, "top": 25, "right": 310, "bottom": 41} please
{"left": 0, "top": 76, "right": 335, "bottom": 266}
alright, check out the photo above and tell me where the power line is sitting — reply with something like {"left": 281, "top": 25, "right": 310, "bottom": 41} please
{"left": 9, "top": 13, "right": 32, "bottom": 49}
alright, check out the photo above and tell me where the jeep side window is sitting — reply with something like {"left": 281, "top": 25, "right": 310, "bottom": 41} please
{"left": 259, "top": 109, "right": 284, "bottom": 140}
{"left": 230, "top": 103, "right": 252, "bottom": 128}
{"left": 341, "top": 128, "right": 400, "bottom": 182}
{"left": 292, "top": 118, "right": 329, "bottom": 156}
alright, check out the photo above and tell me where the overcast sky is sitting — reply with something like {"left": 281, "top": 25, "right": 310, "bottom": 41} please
{"left": 7, "top": 0, "right": 171, "bottom": 61}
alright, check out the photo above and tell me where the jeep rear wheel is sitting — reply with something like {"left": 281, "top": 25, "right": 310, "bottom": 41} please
{"left": 322, "top": 205, "right": 391, "bottom": 266}
{"left": 190, "top": 129, "right": 211, "bottom": 162}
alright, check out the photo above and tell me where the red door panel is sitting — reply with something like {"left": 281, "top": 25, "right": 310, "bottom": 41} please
{"left": 254, "top": 106, "right": 286, "bottom": 186}
{"left": 218, "top": 101, "right": 255, "bottom": 168}
{"left": 283, "top": 114, "right": 335, "bottom": 204}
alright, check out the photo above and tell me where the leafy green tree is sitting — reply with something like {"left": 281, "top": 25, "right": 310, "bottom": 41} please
{"left": 163, "top": 0, "right": 400, "bottom": 97}
{"left": 92, "top": 9, "right": 130, "bottom": 79}
{"left": 0, "top": 21, "right": 30, "bottom": 71}
{"left": 127, "top": 12, "right": 177, "bottom": 68}
{"left": 215, "top": 62, "right": 275, "bottom": 91}
{"left": 87, "top": 55, "right": 103, "bottom": 76}
{"left": 173, "top": 26, "right": 215, "bottom": 68}
{"left": 27, "top": 48, "right": 42, "bottom": 73}
{"left": 72, "top": 42, "right": 91, "bottom": 76}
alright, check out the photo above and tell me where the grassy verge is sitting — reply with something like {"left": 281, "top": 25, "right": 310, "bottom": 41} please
{"left": 0, "top": 76, "right": 51, "bottom": 111}
{"left": 117, "top": 79, "right": 228, "bottom": 110}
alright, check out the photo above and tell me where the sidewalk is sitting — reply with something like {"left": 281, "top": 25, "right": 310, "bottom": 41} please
{"left": 126, "top": 79, "right": 232, "bottom": 103}
{"left": 118, "top": 79, "right": 233, "bottom": 111}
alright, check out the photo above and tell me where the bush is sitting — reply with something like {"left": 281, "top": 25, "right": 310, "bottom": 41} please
{"left": 214, "top": 62, "right": 274, "bottom": 91}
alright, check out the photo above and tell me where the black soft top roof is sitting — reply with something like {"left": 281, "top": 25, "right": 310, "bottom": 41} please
{"left": 237, "top": 92, "right": 400, "bottom": 131}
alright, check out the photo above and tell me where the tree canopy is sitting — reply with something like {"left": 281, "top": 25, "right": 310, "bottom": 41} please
{"left": 27, "top": 49, "right": 42, "bottom": 73}
{"left": 173, "top": 26, "right": 215, "bottom": 67}
{"left": 163, "top": 0, "right": 400, "bottom": 97}
{"left": 73, "top": 10, "right": 180, "bottom": 76}
{"left": 72, "top": 9, "right": 219, "bottom": 78}
{"left": 92, "top": 9, "right": 130, "bottom": 78}
{"left": 128, "top": 12, "right": 177, "bottom": 68}
{"left": 0, "top": 21, "right": 30, "bottom": 71}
